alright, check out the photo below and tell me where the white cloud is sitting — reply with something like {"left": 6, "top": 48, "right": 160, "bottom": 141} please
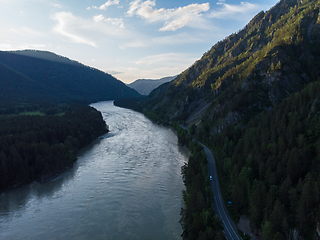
{"left": 127, "top": 0, "right": 210, "bottom": 31}
{"left": 160, "top": 15, "right": 191, "bottom": 31}
{"left": 52, "top": 12, "right": 129, "bottom": 47}
{"left": 52, "top": 12, "right": 97, "bottom": 47}
{"left": 127, "top": 0, "right": 143, "bottom": 17}
{"left": 92, "top": 0, "right": 120, "bottom": 10}
{"left": 93, "top": 14, "right": 105, "bottom": 23}
{"left": 93, "top": 15, "right": 125, "bottom": 27}
{"left": 217, "top": 0, "right": 225, "bottom": 5}
{"left": 105, "top": 17, "right": 125, "bottom": 28}
{"left": 208, "top": 2, "right": 259, "bottom": 19}
{"left": 127, "top": 0, "right": 165, "bottom": 20}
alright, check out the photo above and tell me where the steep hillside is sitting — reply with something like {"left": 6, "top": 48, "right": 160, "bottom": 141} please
{"left": 139, "top": 0, "right": 320, "bottom": 239}
{"left": 0, "top": 50, "right": 140, "bottom": 106}
{"left": 211, "top": 79, "right": 320, "bottom": 239}
{"left": 128, "top": 76, "right": 176, "bottom": 95}
{"left": 144, "top": 0, "right": 320, "bottom": 129}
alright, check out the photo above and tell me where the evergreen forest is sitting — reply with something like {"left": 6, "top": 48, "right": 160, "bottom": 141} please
{"left": 206, "top": 80, "right": 320, "bottom": 239}
{"left": 0, "top": 105, "right": 108, "bottom": 191}
{"left": 172, "top": 122, "right": 226, "bottom": 240}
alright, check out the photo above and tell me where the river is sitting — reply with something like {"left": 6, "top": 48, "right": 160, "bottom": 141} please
{"left": 0, "top": 101, "right": 189, "bottom": 240}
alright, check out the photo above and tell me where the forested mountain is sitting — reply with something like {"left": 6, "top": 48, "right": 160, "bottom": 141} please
{"left": 0, "top": 50, "right": 130, "bottom": 191}
{"left": 128, "top": 76, "right": 176, "bottom": 95}
{"left": 0, "top": 50, "right": 139, "bottom": 106}
{"left": 144, "top": 0, "right": 320, "bottom": 127}
{"left": 132, "top": 0, "right": 320, "bottom": 239}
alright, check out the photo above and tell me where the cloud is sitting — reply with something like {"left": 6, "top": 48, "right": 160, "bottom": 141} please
{"left": 93, "top": 14, "right": 105, "bottom": 23}
{"left": 127, "top": 0, "right": 210, "bottom": 31}
{"left": 135, "top": 53, "right": 197, "bottom": 66}
{"left": 52, "top": 12, "right": 97, "bottom": 47}
{"left": 208, "top": 2, "right": 260, "bottom": 19}
{"left": 52, "top": 12, "right": 128, "bottom": 47}
{"left": 217, "top": 0, "right": 225, "bottom": 5}
{"left": 92, "top": 0, "right": 120, "bottom": 10}
{"left": 105, "top": 17, "right": 125, "bottom": 28}
{"left": 93, "top": 14, "right": 125, "bottom": 27}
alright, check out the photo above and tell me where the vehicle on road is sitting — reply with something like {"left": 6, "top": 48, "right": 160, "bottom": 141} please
{"left": 209, "top": 176, "right": 212, "bottom": 181}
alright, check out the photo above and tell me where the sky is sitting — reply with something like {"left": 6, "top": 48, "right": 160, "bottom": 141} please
{"left": 0, "top": 0, "right": 279, "bottom": 83}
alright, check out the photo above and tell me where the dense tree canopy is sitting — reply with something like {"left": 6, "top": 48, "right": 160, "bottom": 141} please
{"left": 0, "top": 105, "right": 108, "bottom": 191}
{"left": 209, "top": 80, "right": 320, "bottom": 239}
{"left": 173, "top": 123, "right": 226, "bottom": 240}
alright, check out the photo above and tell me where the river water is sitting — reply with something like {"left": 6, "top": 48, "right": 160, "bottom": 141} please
{"left": 0, "top": 101, "right": 189, "bottom": 240}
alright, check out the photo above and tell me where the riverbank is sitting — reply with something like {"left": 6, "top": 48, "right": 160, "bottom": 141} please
{"left": 0, "top": 101, "right": 188, "bottom": 240}
{"left": 0, "top": 105, "right": 108, "bottom": 193}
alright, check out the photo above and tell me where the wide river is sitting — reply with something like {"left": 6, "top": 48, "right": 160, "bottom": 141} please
{"left": 0, "top": 101, "right": 189, "bottom": 240}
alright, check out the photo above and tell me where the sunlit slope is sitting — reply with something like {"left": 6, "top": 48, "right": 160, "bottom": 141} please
{"left": 144, "top": 0, "right": 320, "bottom": 128}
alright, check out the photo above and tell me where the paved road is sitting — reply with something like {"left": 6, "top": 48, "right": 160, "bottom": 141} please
{"left": 201, "top": 143, "right": 242, "bottom": 240}
{"left": 177, "top": 124, "right": 241, "bottom": 239}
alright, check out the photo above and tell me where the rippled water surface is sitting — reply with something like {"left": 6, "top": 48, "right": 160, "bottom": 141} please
{"left": 0, "top": 101, "right": 188, "bottom": 240}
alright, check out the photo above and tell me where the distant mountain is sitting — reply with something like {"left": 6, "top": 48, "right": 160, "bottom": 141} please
{"left": 128, "top": 76, "right": 176, "bottom": 95}
{"left": 0, "top": 50, "right": 140, "bottom": 105}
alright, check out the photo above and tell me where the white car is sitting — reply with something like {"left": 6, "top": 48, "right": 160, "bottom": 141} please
{"left": 210, "top": 176, "right": 212, "bottom": 181}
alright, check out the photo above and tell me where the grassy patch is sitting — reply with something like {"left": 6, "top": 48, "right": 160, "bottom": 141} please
{"left": 19, "top": 111, "right": 45, "bottom": 116}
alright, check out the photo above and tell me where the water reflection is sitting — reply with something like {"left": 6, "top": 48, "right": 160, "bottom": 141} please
{"left": 0, "top": 101, "right": 187, "bottom": 240}
{"left": 0, "top": 137, "right": 104, "bottom": 218}
{"left": 0, "top": 166, "right": 73, "bottom": 218}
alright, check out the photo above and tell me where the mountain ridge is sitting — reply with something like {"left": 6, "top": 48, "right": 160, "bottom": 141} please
{"left": 0, "top": 50, "right": 140, "bottom": 106}
{"left": 143, "top": 0, "right": 320, "bottom": 129}
{"left": 128, "top": 76, "right": 176, "bottom": 95}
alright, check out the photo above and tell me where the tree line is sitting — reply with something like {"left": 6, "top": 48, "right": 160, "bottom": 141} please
{"left": 0, "top": 105, "right": 108, "bottom": 192}
{"left": 173, "top": 123, "right": 226, "bottom": 240}
{"left": 202, "top": 80, "right": 320, "bottom": 239}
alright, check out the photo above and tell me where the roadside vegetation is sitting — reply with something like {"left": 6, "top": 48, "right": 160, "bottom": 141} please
{"left": 172, "top": 123, "right": 226, "bottom": 240}
{"left": 200, "top": 80, "right": 320, "bottom": 239}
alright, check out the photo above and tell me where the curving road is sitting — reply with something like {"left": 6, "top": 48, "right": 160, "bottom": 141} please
{"left": 178, "top": 124, "right": 241, "bottom": 239}
{"left": 200, "top": 143, "right": 242, "bottom": 240}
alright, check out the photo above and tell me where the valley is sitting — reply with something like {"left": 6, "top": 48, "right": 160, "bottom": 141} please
{"left": 1, "top": 0, "right": 320, "bottom": 239}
